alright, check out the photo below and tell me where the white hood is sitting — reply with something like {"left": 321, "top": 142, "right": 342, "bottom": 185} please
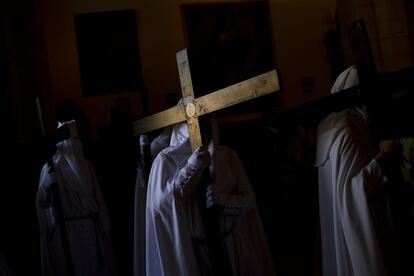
{"left": 54, "top": 121, "right": 89, "bottom": 191}
{"left": 170, "top": 122, "right": 190, "bottom": 148}
{"left": 150, "top": 126, "right": 173, "bottom": 158}
{"left": 331, "top": 65, "right": 359, "bottom": 94}
{"left": 316, "top": 65, "right": 364, "bottom": 167}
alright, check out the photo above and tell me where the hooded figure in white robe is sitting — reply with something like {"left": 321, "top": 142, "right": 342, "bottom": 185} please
{"left": 36, "top": 121, "right": 116, "bottom": 276}
{"left": 134, "top": 126, "right": 172, "bottom": 276}
{"left": 146, "top": 115, "right": 276, "bottom": 276}
{"left": 316, "top": 65, "right": 395, "bottom": 276}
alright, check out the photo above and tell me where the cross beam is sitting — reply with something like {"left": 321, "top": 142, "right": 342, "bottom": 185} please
{"left": 132, "top": 48, "right": 280, "bottom": 151}
{"left": 278, "top": 20, "right": 414, "bottom": 140}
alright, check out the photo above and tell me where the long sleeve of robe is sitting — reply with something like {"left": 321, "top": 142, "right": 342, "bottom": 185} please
{"left": 316, "top": 107, "right": 388, "bottom": 276}
{"left": 36, "top": 145, "right": 115, "bottom": 276}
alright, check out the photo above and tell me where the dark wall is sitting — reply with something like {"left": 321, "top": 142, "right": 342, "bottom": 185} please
{"left": 407, "top": 0, "right": 414, "bottom": 65}
{"left": 1, "top": 1, "right": 51, "bottom": 275}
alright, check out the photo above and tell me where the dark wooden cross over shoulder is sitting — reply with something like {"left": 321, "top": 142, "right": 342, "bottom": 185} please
{"left": 132, "top": 48, "right": 280, "bottom": 151}
{"left": 279, "top": 20, "right": 414, "bottom": 140}
{"left": 132, "top": 48, "right": 279, "bottom": 276}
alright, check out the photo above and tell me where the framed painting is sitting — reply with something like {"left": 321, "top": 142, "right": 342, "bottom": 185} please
{"left": 75, "top": 10, "right": 143, "bottom": 96}
{"left": 182, "top": 1, "right": 276, "bottom": 115}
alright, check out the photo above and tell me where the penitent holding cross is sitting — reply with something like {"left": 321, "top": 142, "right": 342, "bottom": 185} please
{"left": 133, "top": 48, "right": 280, "bottom": 276}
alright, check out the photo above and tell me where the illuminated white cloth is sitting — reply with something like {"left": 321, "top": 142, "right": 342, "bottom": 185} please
{"left": 316, "top": 66, "right": 387, "bottom": 276}
{"left": 134, "top": 127, "right": 172, "bottom": 276}
{"left": 146, "top": 120, "right": 276, "bottom": 276}
{"left": 36, "top": 121, "right": 115, "bottom": 276}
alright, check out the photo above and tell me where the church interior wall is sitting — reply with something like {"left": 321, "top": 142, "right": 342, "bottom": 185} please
{"left": 3, "top": 0, "right": 414, "bottom": 275}
{"left": 35, "top": 0, "right": 337, "bottom": 137}
{"left": 269, "top": 0, "right": 337, "bottom": 109}
{"left": 405, "top": 0, "right": 414, "bottom": 68}
{"left": 338, "top": 0, "right": 414, "bottom": 74}
{"left": 1, "top": 0, "right": 339, "bottom": 272}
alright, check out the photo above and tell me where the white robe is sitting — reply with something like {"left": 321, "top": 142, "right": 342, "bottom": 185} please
{"left": 134, "top": 127, "right": 172, "bottom": 276}
{"left": 316, "top": 107, "right": 389, "bottom": 276}
{"left": 146, "top": 122, "right": 276, "bottom": 276}
{"left": 36, "top": 133, "right": 115, "bottom": 276}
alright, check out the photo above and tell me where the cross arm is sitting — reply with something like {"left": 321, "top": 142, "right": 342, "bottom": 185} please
{"left": 132, "top": 105, "right": 186, "bottom": 136}
{"left": 195, "top": 70, "right": 279, "bottom": 116}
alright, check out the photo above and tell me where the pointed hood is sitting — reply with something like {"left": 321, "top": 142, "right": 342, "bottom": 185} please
{"left": 316, "top": 65, "right": 361, "bottom": 166}
{"left": 54, "top": 120, "right": 89, "bottom": 190}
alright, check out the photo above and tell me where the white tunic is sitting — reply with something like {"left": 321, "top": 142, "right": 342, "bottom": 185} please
{"left": 316, "top": 106, "right": 388, "bottom": 276}
{"left": 134, "top": 127, "right": 172, "bottom": 276}
{"left": 36, "top": 135, "right": 115, "bottom": 276}
{"left": 146, "top": 122, "right": 276, "bottom": 276}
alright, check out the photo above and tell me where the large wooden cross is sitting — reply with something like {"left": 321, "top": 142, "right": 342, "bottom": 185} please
{"left": 132, "top": 48, "right": 280, "bottom": 150}
{"left": 132, "top": 48, "right": 279, "bottom": 276}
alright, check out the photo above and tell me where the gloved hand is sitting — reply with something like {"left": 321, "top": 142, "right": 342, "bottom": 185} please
{"left": 206, "top": 184, "right": 225, "bottom": 209}
{"left": 43, "top": 167, "right": 57, "bottom": 192}
{"left": 187, "top": 146, "right": 211, "bottom": 170}
{"left": 175, "top": 146, "right": 211, "bottom": 199}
